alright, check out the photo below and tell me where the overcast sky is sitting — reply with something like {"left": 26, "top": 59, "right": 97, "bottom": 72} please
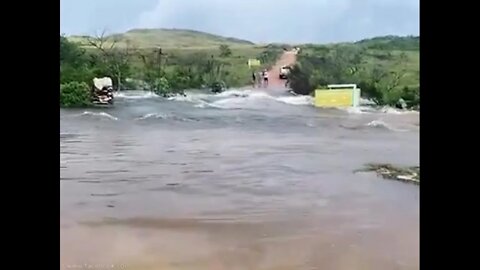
{"left": 60, "top": 0, "right": 419, "bottom": 43}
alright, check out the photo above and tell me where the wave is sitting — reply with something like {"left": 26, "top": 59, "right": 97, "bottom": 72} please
{"left": 214, "top": 89, "right": 252, "bottom": 98}
{"left": 116, "top": 88, "right": 314, "bottom": 110}
{"left": 134, "top": 113, "right": 167, "bottom": 120}
{"left": 339, "top": 105, "right": 419, "bottom": 115}
{"left": 365, "top": 120, "right": 408, "bottom": 132}
{"left": 340, "top": 119, "right": 410, "bottom": 132}
{"left": 134, "top": 113, "right": 198, "bottom": 122}
{"left": 79, "top": 111, "right": 118, "bottom": 121}
{"left": 379, "top": 106, "right": 419, "bottom": 115}
{"left": 205, "top": 91, "right": 272, "bottom": 109}
{"left": 114, "top": 90, "right": 419, "bottom": 116}
{"left": 175, "top": 89, "right": 314, "bottom": 109}
{"left": 359, "top": 97, "right": 377, "bottom": 106}
{"left": 167, "top": 93, "right": 209, "bottom": 103}
{"left": 275, "top": 95, "right": 314, "bottom": 106}
{"left": 114, "top": 91, "right": 159, "bottom": 99}
{"left": 342, "top": 107, "right": 370, "bottom": 114}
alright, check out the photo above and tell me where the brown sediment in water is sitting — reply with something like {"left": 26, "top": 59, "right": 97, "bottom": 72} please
{"left": 61, "top": 72, "right": 419, "bottom": 269}
{"left": 62, "top": 211, "right": 419, "bottom": 270}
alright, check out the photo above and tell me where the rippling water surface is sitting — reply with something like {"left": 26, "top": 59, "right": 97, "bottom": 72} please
{"left": 60, "top": 89, "right": 419, "bottom": 270}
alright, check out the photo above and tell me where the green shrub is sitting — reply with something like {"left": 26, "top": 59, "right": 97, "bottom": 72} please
{"left": 60, "top": 81, "right": 91, "bottom": 108}
{"left": 152, "top": 77, "right": 171, "bottom": 95}
{"left": 399, "top": 86, "right": 420, "bottom": 107}
{"left": 219, "top": 44, "right": 232, "bottom": 57}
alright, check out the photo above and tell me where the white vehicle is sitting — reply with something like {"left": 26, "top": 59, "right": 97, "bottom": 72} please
{"left": 92, "top": 77, "right": 114, "bottom": 105}
{"left": 279, "top": 65, "right": 291, "bottom": 79}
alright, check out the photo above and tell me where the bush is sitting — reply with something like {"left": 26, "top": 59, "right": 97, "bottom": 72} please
{"left": 219, "top": 44, "right": 232, "bottom": 57}
{"left": 289, "top": 65, "right": 314, "bottom": 95}
{"left": 60, "top": 65, "right": 94, "bottom": 85}
{"left": 357, "top": 81, "right": 383, "bottom": 105}
{"left": 400, "top": 86, "right": 420, "bottom": 107}
{"left": 210, "top": 81, "right": 227, "bottom": 93}
{"left": 60, "top": 81, "right": 91, "bottom": 108}
{"left": 151, "top": 77, "right": 171, "bottom": 95}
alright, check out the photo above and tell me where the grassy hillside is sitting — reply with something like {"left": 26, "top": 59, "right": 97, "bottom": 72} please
{"left": 68, "top": 28, "right": 255, "bottom": 49}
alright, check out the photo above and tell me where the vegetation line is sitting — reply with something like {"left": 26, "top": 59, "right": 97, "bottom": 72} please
{"left": 60, "top": 29, "right": 418, "bottom": 109}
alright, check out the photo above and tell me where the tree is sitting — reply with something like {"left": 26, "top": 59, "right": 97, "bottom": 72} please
{"left": 289, "top": 64, "right": 314, "bottom": 95}
{"left": 219, "top": 44, "right": 232, "bottom": 57}
{"left": 60, "top": 35, "right": 86, "bottom": 67}
{"left": 60, "top": 35, "right": 94, "bottom": 84}
{"left": 139, "top": 47, "right": 169, "bottom": 92}
{"left": 87, "top": 30, "right": 136, "bottom": 91}
{"left": 203, "top": 55, "right": 227, "bottom": 85}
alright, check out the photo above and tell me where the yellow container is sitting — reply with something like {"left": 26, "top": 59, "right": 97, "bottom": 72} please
{"left": 314, "top": 87, "right": 360, "bottom": 108}
{"left": 248, "top": 59, "right": 261, "bottom": 67}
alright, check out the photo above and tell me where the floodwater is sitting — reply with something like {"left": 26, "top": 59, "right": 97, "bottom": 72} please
{"left": 60, "top": 89, "right": 419, "bottom": 270}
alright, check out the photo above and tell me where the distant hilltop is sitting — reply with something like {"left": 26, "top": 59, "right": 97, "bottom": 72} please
{"left": 67, "top": 28, "right": 255, "bottom": 49}
{"left": 65, "top": 28, "right": 419, "bottom": 51}
{"left": 354, "top": 35, "right": 419, "bottom": 51}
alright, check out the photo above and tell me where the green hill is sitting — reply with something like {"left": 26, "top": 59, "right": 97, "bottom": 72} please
{"left": 68, "top": 28, "right": 255, "bottom": 49}
{"left": 355, "top": 35, "right": 419, "bottom": 51}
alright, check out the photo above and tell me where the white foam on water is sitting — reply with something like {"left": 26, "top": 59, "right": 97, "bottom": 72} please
{"left": 207, "top": 97, "right": 251, "bottom": 109}
{"left": 79, "top": 111, "right": 118, "bottom": 121}
{"left": 135, "top": 113, "right": 167, "bottom": 120}
{"left": 379, "top": 106, "right": 419, "bottom": 115}
{"left": 366, "top": 120, "right": 408, "bottom": 132}
{"left": 214, "top": 89, "right": 252, "bottom": 98}
{"left": 162, "top": 88, "right": 319, "bottom": 110}
{"left": 194, "top": 103, "right": 208, "bottom": 108}
{"left": 343, "top": 107, "right": 368, "bottom": 114}
{"left": 205, "top": 91, "right": 273, "bottom": 109}
{"left": 360, "top": 97, "right": 377, "bottom": 106}
{"left": 339, "top": 105, "right": 419, "bottom": 115}
{"left": 168, "top": 92, "right": 217, "bottom": 109}
{"left": 275, "top": 95, "right": 314, "bottom": 106}
{"left": 135, "top": 112, "right": 197, "bottom": 122}
{"left": 167, "top": 94, "right": 205, "bottom": 103}
{"left": 366, "top": 120, "right": 389, "bottom": 128}
{"left": 114, "top": 91, "right": 159, "bottom": 99}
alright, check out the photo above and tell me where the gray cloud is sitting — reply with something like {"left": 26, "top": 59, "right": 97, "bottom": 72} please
{"left": 61, "top": 0, "right": 419, "bottom": 43}
{"left": 60, "top": 0, "right": 157, "bottom": 35}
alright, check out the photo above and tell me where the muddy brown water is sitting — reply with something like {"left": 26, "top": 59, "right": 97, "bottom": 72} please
{"left": 60, "top": 89, "right": 419, "bottom": 270}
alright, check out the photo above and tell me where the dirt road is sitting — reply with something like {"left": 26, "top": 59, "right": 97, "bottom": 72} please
{"left": 265, "top": 50, "right": 298, "bottom": 89}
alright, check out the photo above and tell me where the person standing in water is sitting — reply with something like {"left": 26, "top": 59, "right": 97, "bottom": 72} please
{"left": 262, "top": 69, "right": 269, "bottom": 88}
{"left": 252, "top": 71, "right": 257, "bottom": 88}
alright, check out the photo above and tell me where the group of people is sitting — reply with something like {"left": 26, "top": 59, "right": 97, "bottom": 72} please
{"left": 252, "top": 69, "right": 269, "bottom": 88}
